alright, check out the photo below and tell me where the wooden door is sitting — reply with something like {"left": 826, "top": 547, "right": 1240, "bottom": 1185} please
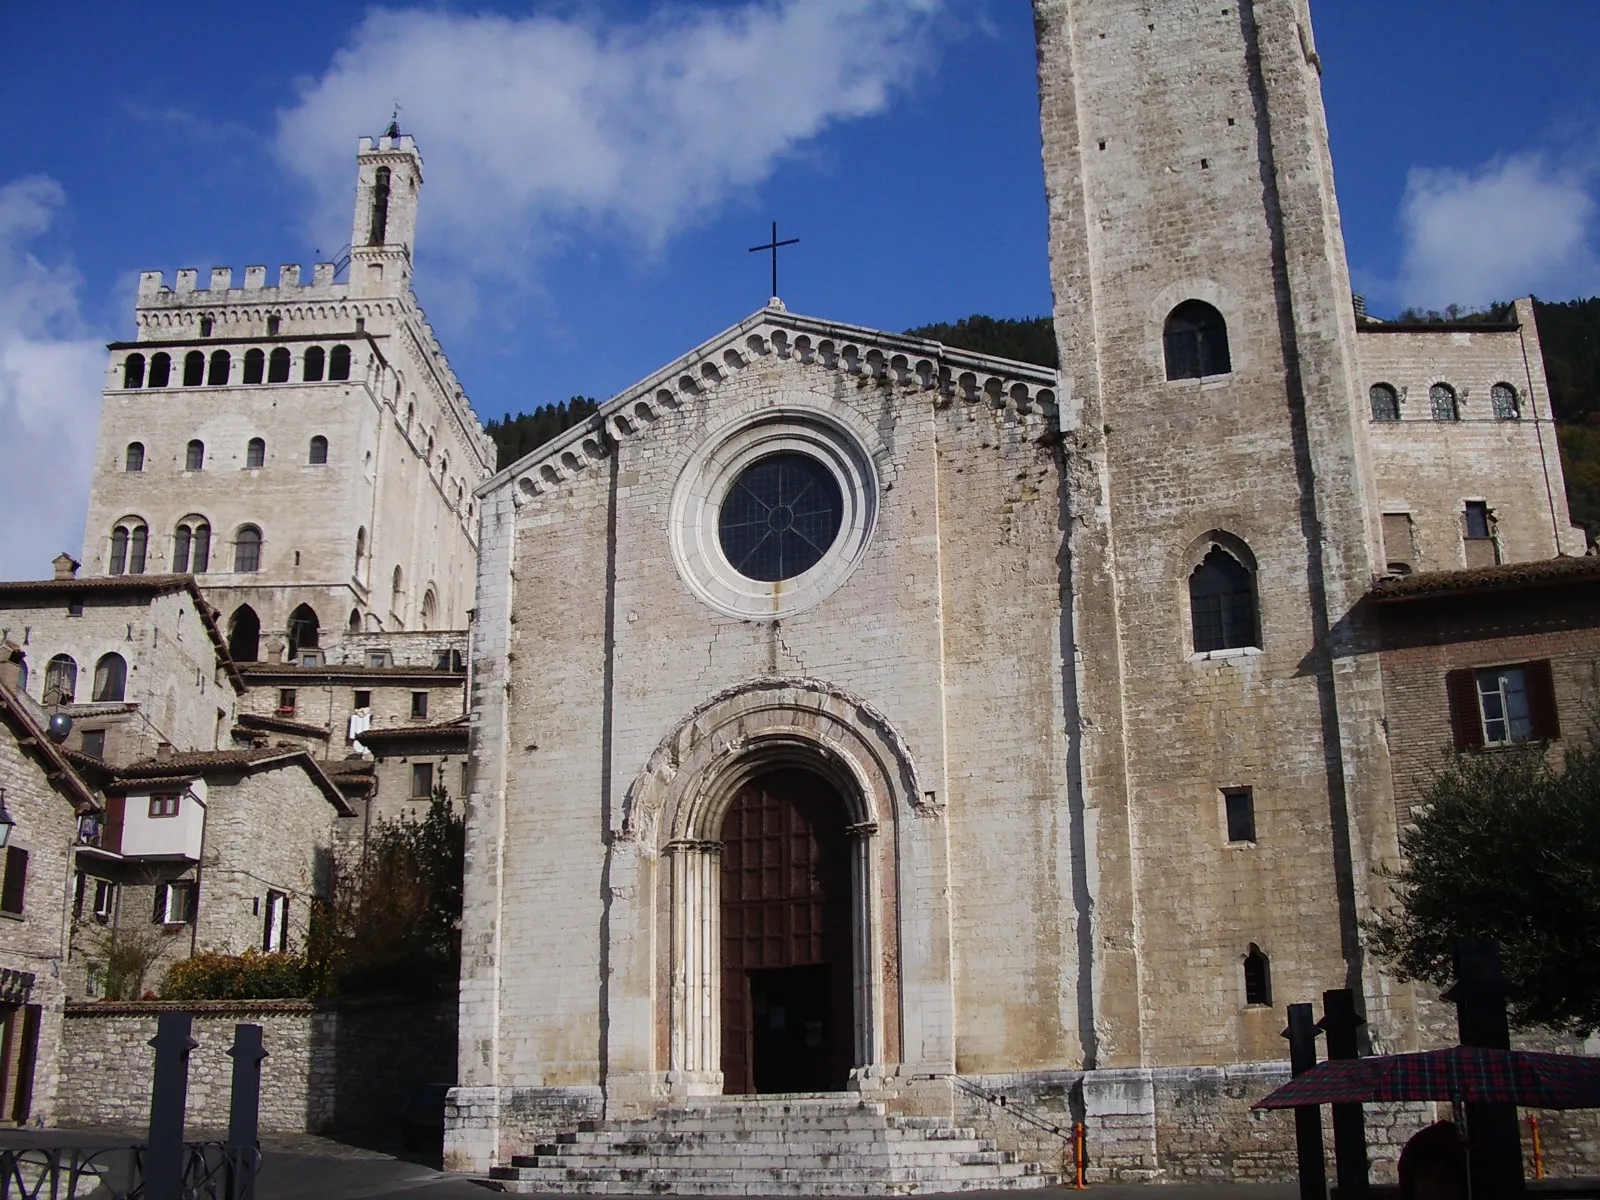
{"left": 719, "top": 770, "right": 852, "bottom": 1093}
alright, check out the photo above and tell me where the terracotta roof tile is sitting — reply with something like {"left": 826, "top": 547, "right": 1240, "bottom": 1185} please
{"left": 1368, "top": 555, "right": 1600, "bottom": 603}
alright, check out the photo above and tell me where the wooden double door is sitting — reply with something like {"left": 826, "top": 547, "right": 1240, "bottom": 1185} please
{"left": 719, "top": 770, "right": 853, "bottom": 1094}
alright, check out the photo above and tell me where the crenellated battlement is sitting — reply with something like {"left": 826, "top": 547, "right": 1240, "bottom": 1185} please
{"left": 137, "top": 264, "right": 350, "bottom": 305}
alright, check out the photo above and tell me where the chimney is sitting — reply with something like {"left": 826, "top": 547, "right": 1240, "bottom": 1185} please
{"left": 155, "top": 741, "right": 174, "bottom": 762}
{"left": 53, "top": 553, "right": 80, "bottom": 581}
{"left": 265, "top": 638, "right": 285, "bottom": 664}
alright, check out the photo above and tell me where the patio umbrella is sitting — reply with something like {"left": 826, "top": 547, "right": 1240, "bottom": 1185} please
{"left": 1254, "top": 1045, "right": 1600, "bottom": 1111}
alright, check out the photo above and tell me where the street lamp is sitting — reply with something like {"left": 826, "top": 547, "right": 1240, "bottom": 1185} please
{"left": 0, "top": 790, "right": 13, "bottom": 849}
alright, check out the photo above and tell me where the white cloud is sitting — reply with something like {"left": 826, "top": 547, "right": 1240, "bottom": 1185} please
{"left": 1397, "top": 152, "right": 1600, "bottom": 309}
{"left": 0, "top": 178, "right": 105, "bottom": 581}
{"left": 273, "top": 0, "right": 942, "bottom": 286}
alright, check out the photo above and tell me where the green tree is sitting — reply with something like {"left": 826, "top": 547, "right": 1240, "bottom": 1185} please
{"left": 903, "top": 315, "right": 1057, "bottom": 369}
{"left": 1365, "top": 742, "right": 1600, "bottom": 1035}
{"left": 484, "top": 397, "right": 600, "bottom": 469}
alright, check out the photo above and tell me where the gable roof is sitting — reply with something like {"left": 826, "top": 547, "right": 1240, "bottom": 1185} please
{"left": 0, "top": 679, "right": 100, "bottom": 812}
{"left": 0, "top": 575, "right": 245, "bottom": 693}
{"left": 107, "top": 746, "right": 354, "bottom": 816}
{"left": 479, "top": 303, "right": 1060, "bottom": 500}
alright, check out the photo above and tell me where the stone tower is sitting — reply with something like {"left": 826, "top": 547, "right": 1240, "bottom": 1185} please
{"left": 1034, "top": 0, "right": 1402, "bottom": 1070}
{"left": 82, "top": 131, "right": 494, "bottom": 663}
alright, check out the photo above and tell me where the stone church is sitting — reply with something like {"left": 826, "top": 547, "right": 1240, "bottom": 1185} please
{"left": 451, "top": 0, "right": 1591, "bottom": 1189}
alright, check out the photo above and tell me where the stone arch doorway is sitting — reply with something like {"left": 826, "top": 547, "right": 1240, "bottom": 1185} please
{"left": 719, "top": 768, "right": 853, "bottom": 1094}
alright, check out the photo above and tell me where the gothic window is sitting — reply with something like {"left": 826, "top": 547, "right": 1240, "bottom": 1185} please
{"left": 267, "top": 347, "right": 291, "bottom": 384}
{"left": 348, "top": 609, "right": 361, "bottom": 634}
{"left": 354, "top": 527, "right": 367, "bottom": 578}
{"left": 328, "top": 344, "right": 351, "bottom": 381}
{"left": 1243, "top": 944, "right": 1272, "bottom": 1006}
{"left": 406, "top": 402, "right": 415, "bottom": 432}
{"left": 92, "top": 653, "right": 127, "bottom": 702}
{"left": 369, "top": 166, "right": 391, "bottom": 246}
{"left": 425, "top": 434, "right": 434, "bottom": 462}
{"left": 43, "top": 655, "right": 77, "bottom": 704}
{"left": 1188, "top": 541, "right": 1258, "bottom": 653}
{"left": 182, "top": 351, "right": 205, "bottom": 387}
{"left": 124, "top": 442, "right": 144, "bottom": 472}
{"left": 148, "top": 353, "right": 171, "bottom": 388}
{"left": 391, "top": 565, "right": 403, "bottom": 599}
{"left": 420, "top": 588, "right": 438, "bottom": 631}
{"left": 1163, "top": 300, "right": 1232, "bottom": 381}
{"left": 303, "top": 346, "right": 325, "bottom": 383}
{"left": 123, "top": 354, "right": 145, "bottom": 389}
{"left": 207, "top": 349, "right": 230, "bottom": 386}
{"left": 186, "top": 440, "right": 204, "bottom": 471}
{"left": 1430, "top": 383, "right": 1459, "bottom": 421}
{"left": 246, "top": 438, "right": 266, "bottom": 468}
{"left": 1369, "top": 383, "right": 1399, "bottom": 422}
{"left": 308, "top": 436, "right": 328, "bottom": 465}
{"left": 243, "top": 348, "right": 265, "bottom": 385}
{"left": 109, "top": 526, "right": 129, "bottom": 575}
{"left": 234, "top": 525, "right": 263, "bottom": 573}
{"left": 1491, "top": 383, "right": 1521, "bottom": 421}
{"left": 287, "top": 604, "right": 320, "bottom": 658}
{"left": 228, "top": 605, "right": 260, "bottom": 662}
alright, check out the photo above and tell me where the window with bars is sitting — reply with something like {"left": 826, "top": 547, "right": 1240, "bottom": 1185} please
{"left": 1188, "top": 544, "right": 1259, "bottom": 653}
{"left": 1243, "top": 944, "right": 1271, "bottom": 1006}
{"left": 1430, "top": 383, "right": 1459, "bottom": 421}
{"left": 1447, "top": 660, "right": 1559, "bottom": 749}
{"left": 1, "top": 847, "right": 28, "bottom": 916}
{"left": 1369, "top": 384, "right": 1400, "bottom": 421}
{"left": 1163, "top": 301, "right": 1232, "bottom": 380}
{"left": 1491, "top": 383, "right": 1520, "bottom": 421}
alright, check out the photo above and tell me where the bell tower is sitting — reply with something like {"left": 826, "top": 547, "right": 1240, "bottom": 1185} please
{"left": 349, "top": 124, "right": 423, "bottom": 297}
{"left": 1034, "top": 0, "right": 1399, "bottom": 1069}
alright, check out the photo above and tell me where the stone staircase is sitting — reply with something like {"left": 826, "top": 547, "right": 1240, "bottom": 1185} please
{"left": 485, "top": 1093, "right": 1058, "bottom": 1195}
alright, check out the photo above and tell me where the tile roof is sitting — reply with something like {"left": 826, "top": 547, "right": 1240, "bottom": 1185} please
{"left": 236, "top": 712, "right": 331, "bottom": 738}
{"left": 355, "top": 718, "right": 469, "bottom": 745}
{"left": 0, "top": 679, "right": 100, "bottom": 811}
{"left": 1368, "top": 554, "right": 1600, "bottom": 603}
{"left": 110, "top": 747, "right": 354, "bottom": 816}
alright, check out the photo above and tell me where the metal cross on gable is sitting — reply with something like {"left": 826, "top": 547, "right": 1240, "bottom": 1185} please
{"left": 749, "top": 221, "right": 800, "bottom": 302}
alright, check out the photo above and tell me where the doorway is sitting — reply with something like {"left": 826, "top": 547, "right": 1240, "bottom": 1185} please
{"left": 719, "top": 769, "right": 852, "bottom": 1094}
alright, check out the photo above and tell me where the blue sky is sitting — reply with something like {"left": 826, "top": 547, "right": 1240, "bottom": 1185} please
{"left": 2, "top": 1, "right": 1599, "bottom": 577}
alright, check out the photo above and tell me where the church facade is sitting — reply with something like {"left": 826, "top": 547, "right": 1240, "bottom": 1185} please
{"left": 450, "top": 0, "right": 1588, "bottom": 1184}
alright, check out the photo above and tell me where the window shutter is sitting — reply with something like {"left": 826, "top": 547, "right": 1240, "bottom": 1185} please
{"left": 1526, "top": 659, "right": 1561, "bottom": 741}
{"left": 1, "top": 848, "right": 27, "bottom": 914}
{"left": 153, "top": 884, "right": 168, "bottom": 924}
{"left": 1446, "top": 669, "right": 1484, "bottom": 751}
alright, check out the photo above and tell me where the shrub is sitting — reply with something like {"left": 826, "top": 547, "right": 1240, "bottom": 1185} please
{"left": 159, "top": 950, "right": 308, "bottom": 1001}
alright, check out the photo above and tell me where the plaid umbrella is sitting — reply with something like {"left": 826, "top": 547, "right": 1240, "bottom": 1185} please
{"left": 1254, "top": 1046, "right": 1600, "bottom": 1110}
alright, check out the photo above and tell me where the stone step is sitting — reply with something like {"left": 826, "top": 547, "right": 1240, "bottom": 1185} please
{"left": 553, "top": 1130, "right": 995, "bottom": 1150}
{"left": 602, "top": 1113, "right": 900, "bottom": 1132}
{"left": 490, "top": 1161, "right": 1047, "bottom": 1186}
{"left": 485, "top": 1175, "right": 1056, "bottom": 1197}
{"left": 512, "top": 1149, "right": 1016, "bottom": 1170}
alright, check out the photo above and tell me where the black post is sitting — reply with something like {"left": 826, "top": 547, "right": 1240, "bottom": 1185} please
{"left": 226, "top": 1023, "right": 268, "bottom": 1200}
{"left": 145, "top": 1011, "right": 198, "bottom": 1200}
{"left": 1284, "top": 1003, "right": 1327, "bottom": 1200}
{"left": 1444, "top": 939, "right": 1525, "bottom": 1199}
{"left": 1319, "top": 988, "right": 1369, "bottom": 1200}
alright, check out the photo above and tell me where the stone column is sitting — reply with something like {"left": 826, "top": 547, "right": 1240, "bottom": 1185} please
{"left": 847, "top": 822, "right": 883, "bottom": 1070}
{"left": 667, "top": 840, "right": 722, "bottom": 1094}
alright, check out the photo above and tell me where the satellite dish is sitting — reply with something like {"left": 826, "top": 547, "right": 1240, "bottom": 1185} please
{"left": 46, "top": 713, "right": 72, "bottom": 744}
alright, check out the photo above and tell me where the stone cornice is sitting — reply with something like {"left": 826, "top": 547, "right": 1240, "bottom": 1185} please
{"left": 479, "top": 305, "right": 1059, "bottom": 506}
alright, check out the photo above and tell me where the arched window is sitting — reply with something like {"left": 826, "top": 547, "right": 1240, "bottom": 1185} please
{"left": 243, "top": 348, "right": 265, "bottom": 385}
{"left": 228, "top": 606, "right": 260, "bottom": 663}
{"left": 355, "top": 527, "right": 367, "bottom": 576}
{"left": 1243, "top": 944, "right": 1272, "bottom": 1006}
{"left": 148, "top": 352, "right": 171, "bottom": 388}
{"left": 207, "top": 349, "right": 231, "bottom": 386}
{"left": 173, "top": 524, "right": 191, "bottom": 573}
{"left": 246, "top": 438, "right": 266, "bottom": 469}
{"left": 369, "top": 166, "right": 391, "bottom": 245}
{"left": 92, "top": 653, "right": 127, "bottom": 703}
{"left": 267, "top": 347, "right": 291, "bottom": 384}
{"left": 125, "top": 442, "right": 145, "bottom": 473}
{"left": 43, "top": 655, "right": 77, "bottom": 704}
{"left": 309, "top": 436, "right": 328, "bottom": 465}
{"left": 287, "top": 604, "right": 320, "bottom": 657}
{"left": 172, "top": 517, "right": 210, "bottom": 573}
{"left": 1369, "top": 383, "right": 1399, "bottom": 422}
{"left": 1189, "top": 541, "right": 1258, "bottom": 653}
{"left": 182, "top": 351, "right": 205, "bottom": 387}
{"left": 109, "top": 526, "right": 129, "bottom": 575}
{"left": 1164, "top": 300, "right": 1232, "bottom": 381}
{"left": 191, "top": 522, "right": 211, "bottom": 572}
{"left": 303, "top": 346, "right": 325, "bottom": 383}
{"left": 1430, "top": 383, "right": 1459, "bottom": 421}
{"left": 425, "top": 434, "right": 434, "bottom": 462}
{"left": 328, "top": 344, "right": 352, "bottom": 381}
{"left": 234, "top": 525, "right": 262, "bottom": 573}
{"left": 348, "top": 609, "right": 362, "bottom": 634}
{"left": 1491, "top": 383, "right": 1521, "bottom": 421}
{"left": 186, "top": 440, "right": 204, "bottom": 471}
{"left": 123, "top": 354, "right": 145, "bottom": 389}
{"left": 405, "top": 401, "right": 415, "bottom": 431}
{"left": 391, "top": 565, "right": 403, "bottom": 598}
{"left": 128, "top": 524, "right": 148, "bottom": 574}
{"left": 421, "top": 588, "right": 438, "bottom": 631}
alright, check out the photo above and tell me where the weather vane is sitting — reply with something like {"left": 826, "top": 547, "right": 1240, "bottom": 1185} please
{"left": 749, "top": 221, "right": 800, "bottom": 303}
{"left": 386, "top": 102, "right": 402, "bottom": 138}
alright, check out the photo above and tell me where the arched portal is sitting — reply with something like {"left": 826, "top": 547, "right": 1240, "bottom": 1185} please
{"left": 228, "top": 605, "right": 260, "bottom": 663}
{"left": 719, "top": 769, "right": 853, "bottom": 1094}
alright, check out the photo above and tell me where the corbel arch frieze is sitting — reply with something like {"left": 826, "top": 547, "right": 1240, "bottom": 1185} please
{"left": 622, "top": 676, "right": 933, "bottom": 852}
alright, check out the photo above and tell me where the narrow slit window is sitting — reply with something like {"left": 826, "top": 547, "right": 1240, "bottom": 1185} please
{"left": 1243, "top": 944, "right": 1272, "bottom": 1006}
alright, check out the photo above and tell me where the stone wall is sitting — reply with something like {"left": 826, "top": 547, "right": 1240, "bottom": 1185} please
{"left": 57, "top": 998, "right": 455, "bottom": 1135}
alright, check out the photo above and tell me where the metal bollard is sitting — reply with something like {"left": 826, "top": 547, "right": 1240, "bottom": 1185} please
{"left": 145, "top": 1011, "right": 198, "bottom": 1200}
{"left": 226, "top": 1023, "right": 268, "bottom": 1200}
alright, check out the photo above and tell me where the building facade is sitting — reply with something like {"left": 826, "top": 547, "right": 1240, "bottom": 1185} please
{"left": 81, "top": 132, "right": 494, "bottom": 664}
{"left": 449, "top": 0, "right": 1591, "bottom": 1184}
